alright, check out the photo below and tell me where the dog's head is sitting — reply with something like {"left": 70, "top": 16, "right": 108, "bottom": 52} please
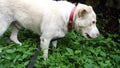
{"left": 74, "top": 3, "right": 100, "bottom": 38}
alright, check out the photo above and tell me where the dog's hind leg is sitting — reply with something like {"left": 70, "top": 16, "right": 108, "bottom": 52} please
{"left": 10, "top": 24, "right": 22, "bottom": 45}
{"left": 52, "top": 40, "right": 57, "bottom": 48}
{"left": 0, "top": 20, "right": 11, "bottom": 36}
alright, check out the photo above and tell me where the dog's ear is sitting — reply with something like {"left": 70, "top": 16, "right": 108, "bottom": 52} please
{"left": 78, "top": 9, "right": 87, "bottom": 17}
{"left": 78, "top": 6, "right": 92, "bottom": 17}
{"left": 87, "top": 6, "right": 92, "bottom": 12}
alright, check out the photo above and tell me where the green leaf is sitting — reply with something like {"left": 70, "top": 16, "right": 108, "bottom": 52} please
{"left": 66, "top": 48, "right": 74, "bottom": 55}
{"left": 75, "top": 50, "right": 81, "bottom": 54}
{"left": 84, "top": 63, "right": 94, "bottom": 68}
{"left": 22, "top": 54, "right": 28, "bottom": 59}
{"left": 23, "top": 61, "right": 29, "bottom": 66}
{"left": 118, "top": 19, "right": 120, "bottom": 24}
{"left": 13, "top": 55, "right": 21, "bottom": 63}
{"left": 0, "top": 48, "right": 2, "bottom": 53}
{"left": 100, "top": 51, "right": 106, "bottom": 57}
{"left": 105, "top": 60, "right": 111, "bottom": 66}
{"left": 6, "top": 49, "right": 16, "bottom": 53}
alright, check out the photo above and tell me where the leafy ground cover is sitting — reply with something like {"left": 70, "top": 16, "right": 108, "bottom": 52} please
{"left": 0, "top": 28, "right": 120, "bottom": 68}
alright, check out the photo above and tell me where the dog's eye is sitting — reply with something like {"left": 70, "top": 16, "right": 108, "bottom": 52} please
{"left": 92, "top": 21, "right": 96, "bottom": 24}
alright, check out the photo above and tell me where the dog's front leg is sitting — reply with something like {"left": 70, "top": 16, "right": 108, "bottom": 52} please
{"left": 40, "top": 36, "right": 51, "bottom": 60}
{"left": 10, "top": 25, "right": 22, "bottom": 45}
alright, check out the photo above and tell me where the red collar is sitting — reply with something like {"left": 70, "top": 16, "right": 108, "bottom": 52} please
{"left": 68, "top": 7, "right": 76, "bottom": 30}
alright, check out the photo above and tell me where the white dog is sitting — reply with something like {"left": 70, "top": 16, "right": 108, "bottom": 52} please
{"left": 0, "top": 0, "right": 100, "bottom": 59}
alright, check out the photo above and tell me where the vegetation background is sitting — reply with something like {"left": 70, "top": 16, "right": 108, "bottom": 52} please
{"left": 0, "top": 0, "right": 120, "bottom": 68}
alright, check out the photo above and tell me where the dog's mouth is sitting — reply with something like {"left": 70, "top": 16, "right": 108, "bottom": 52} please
{"left": 83, "top": 33, "right": 92, "bottom": 38}
{"left": 85, "top": 33, "right": 91, "bottom": 38}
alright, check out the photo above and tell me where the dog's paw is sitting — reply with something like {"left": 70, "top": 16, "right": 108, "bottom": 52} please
{"left": 16, "top": 42, "right": 22, "bottom": 46}
{"left": 18, "top": 43, "right": 22, "bottom": 46}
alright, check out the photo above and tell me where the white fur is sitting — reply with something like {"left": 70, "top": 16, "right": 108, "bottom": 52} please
{"left": 0, "top": 0, "right": 100, "bottom": 60}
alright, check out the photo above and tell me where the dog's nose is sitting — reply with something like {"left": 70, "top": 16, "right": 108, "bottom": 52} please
{"left": 97, "top": 33, "right": 100, "bottom": 36}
